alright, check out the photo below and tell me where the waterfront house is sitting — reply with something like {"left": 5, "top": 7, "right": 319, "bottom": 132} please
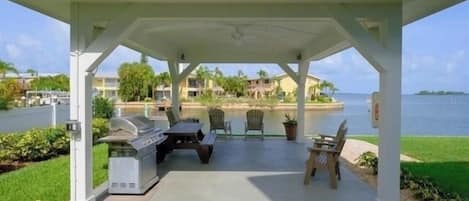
{"left": 247, "top": 73, "right": 321, "bottom": 99}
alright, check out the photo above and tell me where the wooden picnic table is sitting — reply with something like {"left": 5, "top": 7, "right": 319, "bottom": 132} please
{"left": 161, "top": 122, "right": 216, "bottom": 164}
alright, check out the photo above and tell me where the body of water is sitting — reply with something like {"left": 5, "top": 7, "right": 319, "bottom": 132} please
{"left": 123, "top": 94, "right": 469, "bottom": 136}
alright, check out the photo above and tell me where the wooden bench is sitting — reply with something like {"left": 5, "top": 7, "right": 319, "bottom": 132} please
{"left": 197, "top": 131, "right": 217, "bottom": 164}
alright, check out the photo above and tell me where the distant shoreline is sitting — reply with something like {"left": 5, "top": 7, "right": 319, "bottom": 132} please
{"left": 415, "top": 90, "right": 467, "bottom": 95}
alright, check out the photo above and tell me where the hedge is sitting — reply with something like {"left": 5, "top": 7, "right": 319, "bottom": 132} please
{"left": 0, "top": 118, "right": 109, "bottom": 163}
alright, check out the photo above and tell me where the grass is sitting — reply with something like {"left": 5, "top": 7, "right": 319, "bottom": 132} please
{"left": 0, "top": 144, "right": 108, "bottom": 201}
{"left": 353, "top": 136, "right": 469, "bottom": 199}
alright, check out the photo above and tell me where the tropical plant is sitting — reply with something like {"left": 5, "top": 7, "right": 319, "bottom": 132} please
{"left": 257, "top": 69, "right": 268, "bottom": 80}
{"left": 356, "top": 151, "right": 379, "bottom": 175}
{"left": 308, "top": 83, "right": 320, "bottom": 100}
{"left": 29, "top": 74, "right": 69, "bottom": 91}
{"left": 318, "top": 80, "right": 338, "bottom": 98}
{"left": 283, "top": 113, "right": 297, "bottom": 125}
{"left": 140, "top": 53, "right": 148, "bottom": 64}
{"left": 0, "top": 79, "right": 22, "bottom": 101}
{"left": 92, "top": 96, "right": 114, "bottom": 119}
{"left": 212, "top": 67, "right": 225, "bottom": 88}
{"left": 0, "top": 60, "right": 18, "bottom": 78}
{"left": 25, "top": 68, "right": 38, "bottom": 77}
{"left": 195, "top": 66, "right": 211, "bottom": 95}
{"left": 118, "top": 62, "right": 154, "bottom": 101}
{"left": 222, "top": 75, "right": 247, "bottom": 97}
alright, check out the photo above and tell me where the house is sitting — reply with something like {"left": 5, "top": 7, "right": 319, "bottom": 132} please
{"left": 95, "top": 72, "right": 320, "bottom": 100}
{"left": 247, "top": 73, "right": 321, "bottom": 99}
{"left": 92, "top": 75, "right": 119, "bottom": 99}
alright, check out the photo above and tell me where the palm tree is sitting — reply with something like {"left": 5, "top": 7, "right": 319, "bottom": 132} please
{"left": 257, "top": 69, "right": 268, "bottom": 80}
{"left": 153, "top": 72, "right": 171, "bottom": 100}
{"left": 25, "top": 68, "right": 38, "bottom": 77}
{"left": 256, "top": 69, "right": 269, "bottom": 98}
{"left": 195, "top": 66, "right": 211, "bottom": 96}
{"left": 0, "top": 60, "right": 19, "bottom": 78}
{"left": 140, "top": 53, "right": 148, "bottom": 64}
{"left": 308, "top": 83, "right": 320, "bottom": 100}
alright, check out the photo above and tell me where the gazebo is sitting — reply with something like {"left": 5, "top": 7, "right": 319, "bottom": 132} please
{"left": 9, "top": 0, "right": 463, "bottom": 201}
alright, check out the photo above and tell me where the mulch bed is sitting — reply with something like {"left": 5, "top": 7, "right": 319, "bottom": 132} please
{"left": 0, "top": 161, "right": 28, "bottom": 174}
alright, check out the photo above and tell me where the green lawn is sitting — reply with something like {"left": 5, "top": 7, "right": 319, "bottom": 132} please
{"left": 0, "top": 144, "right": 108, "bottom": 201}
{"left": 353, "top": 136, "right": 469, "bottom": 199}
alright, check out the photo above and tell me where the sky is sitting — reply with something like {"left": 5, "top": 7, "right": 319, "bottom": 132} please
{"left": 0, "top": 1, "right": 468, "bottom": 94}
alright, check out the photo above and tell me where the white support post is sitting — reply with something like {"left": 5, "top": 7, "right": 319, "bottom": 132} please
{"left": 70, "top": 53, "right": 96, "bottom": 201}
{"left": 51, "top": 102, "right": 57, "bottom": 128}
{"left": 378, "top": 67, "right": 401, "bottom": 201}
{"left": 278, "top": 63, "right": 299, "bottom": 84}
{"left": 333, "top": 5, "right": 402, "bottom": 201}
{"left": 168, "top": 60, "right": 181, "bottom": 116}
{"left": 296, "top": 60, "right": 309, "bottom": 143}
{"left": 69, "top": 3, "right": 134, "bottom": 201}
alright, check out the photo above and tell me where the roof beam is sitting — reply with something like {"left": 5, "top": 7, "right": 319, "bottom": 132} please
{"left": 278, "top": 63, "right": 299, "bottom": 84}
{"left": 69, "top": 3, "right": 400, "bottom": 20}
{"left": 301, "top": 27, "right": 349, "bottom": 61}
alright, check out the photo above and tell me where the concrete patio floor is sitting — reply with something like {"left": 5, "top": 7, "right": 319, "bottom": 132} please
{"left": 102, "top": 138, "right": 376, "bottom": 201}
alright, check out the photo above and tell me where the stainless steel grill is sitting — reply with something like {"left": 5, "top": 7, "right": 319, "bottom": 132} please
{"left": 99, "top": 115, "right": 167, "bottom": 194}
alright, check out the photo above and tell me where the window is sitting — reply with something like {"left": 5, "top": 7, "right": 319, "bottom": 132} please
{"left": 188, "top": 91, "right": 198, "bottom": 97}
{"left": 264, "top": 79, "right": 270, "bottom": 84}
{"left": 188, "top": 78, "right": 198, "bottom": 88}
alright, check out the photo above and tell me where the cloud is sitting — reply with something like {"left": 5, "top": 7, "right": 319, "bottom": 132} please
{"left": 17, "top": 34, "right": 42, "bottom": 49}
{"left": 5, "top": 43, "right": 21, "bottom": 58}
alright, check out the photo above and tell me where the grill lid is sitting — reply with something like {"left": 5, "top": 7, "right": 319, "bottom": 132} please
{"left": 99, "top": 116, "right": 166, "bottom": 148}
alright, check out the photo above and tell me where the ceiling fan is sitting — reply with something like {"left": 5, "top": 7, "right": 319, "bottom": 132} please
{"left": 229, "top": 25, "right": 257, "bottom": 46}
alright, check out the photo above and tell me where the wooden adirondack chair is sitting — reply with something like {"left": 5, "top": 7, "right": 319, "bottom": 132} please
{"left": 165, "top": 108, "right": 198, "bottom": 128}
{"left": 244, "top": 109, "right": 264, "bottom": 140}
{"left": 304, "top": 126, "right": 348, "bottom": 189}
{"left": 313, "top": 120, "right": 347, "bottom": 144}
{"left": 208, "top": 108, "right": 232, "bottom": 138}
{"left": 310, "top": 120, "right": 348, "bottom": 180}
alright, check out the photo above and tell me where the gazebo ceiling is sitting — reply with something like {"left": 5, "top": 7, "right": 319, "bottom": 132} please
{"left": 10, "top": 0, "right": 464, "bottom": 62}
{"left": 124, "top": 19, "right": 344, "bottom": 62}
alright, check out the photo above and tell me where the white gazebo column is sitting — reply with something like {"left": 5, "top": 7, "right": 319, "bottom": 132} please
{"left": 69, "top": 4, "right": 136, "bottom": 201}
{"left": 296, "top": 60, "right": 309, "bottom": 143}
{"left": 168, "top": 60, "right": 181, "bottom": 116}
{"left": 167, "top": 61, "right": 200, "bottom": 116}
{"left": 333, "top": 4, "right": 402, "bottom": 201}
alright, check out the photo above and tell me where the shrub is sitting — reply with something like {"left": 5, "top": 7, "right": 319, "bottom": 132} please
{"left": 92, "top": 118, "right": 109, "bottom": 143}
{"left": 16, "top": 129, "right": 52, "bottom": 161}
{"left": 356, "top": 151, "right": 379, "bottom": 175}
{"left": 93, "top": 96, "right": 114, "bottom": 119}
{"left": 46, "top": 128, "right": 69, "bottom": 155}
{"left": 401, "top": 168, "right": 465, "bottom": 201}
{"left": 316, "top": 95, "right": 332, "bottom": 103}
{"left": 0, "top": 134, "right": 20, "bottom": 161}
{"left": 0, "top": 97, "right": 10, "bottom": 110}
{"left": 0, "top": 119, "right": 109, "bottom": 163}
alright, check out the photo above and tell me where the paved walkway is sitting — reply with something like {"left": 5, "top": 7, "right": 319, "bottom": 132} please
{"left": 341, "top": 139, "right": 419, "bottom": 164}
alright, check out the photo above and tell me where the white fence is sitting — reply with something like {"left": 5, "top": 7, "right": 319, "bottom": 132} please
{"left": 0, "top": 105, "right": 69, "bottom": 133}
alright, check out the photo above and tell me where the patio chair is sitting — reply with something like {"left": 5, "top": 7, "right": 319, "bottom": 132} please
{"left": 244, "top": 109, "right": 264, "bottom": 140}
{"left": 208, "top": 108, "right": 232, "bottom": 138}
{"left": 304, "top": 126, "right": 348, "bottom": 189}
{"left": 309, "top": 120, "right": 348, "bottom": 180}
{"left": 312, "top": 120, "right": 347, "bottom": 144}
{"left": 165, "top": 108, "right": 198, "bottom": 128}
